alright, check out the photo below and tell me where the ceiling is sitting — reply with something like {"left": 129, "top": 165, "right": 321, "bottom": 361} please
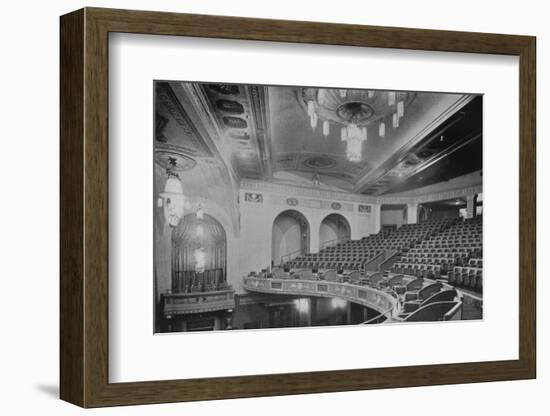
{"left": 155, "top": 81, "right": 482, "bottom": 196}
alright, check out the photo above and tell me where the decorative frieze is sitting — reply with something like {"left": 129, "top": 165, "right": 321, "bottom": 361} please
{"left": 241, "top": 179, "right": 379, "bottom": 204}
{"left": 286, "top": 197, "right": 298, "bottom": 206}
{"left": 358, "top": 204, "right": 372, "bottom": 214}
{"left": 244, "top": 192, "right": 263, "bottom": 203}
{"left": 241, "top": 179, "right": 481, "bottom": 206}
{"left": 266, "top": 194, "right": 355, "bottom": 212}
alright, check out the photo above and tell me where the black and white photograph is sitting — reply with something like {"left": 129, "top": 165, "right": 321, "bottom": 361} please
{"left": 154, "top": 81, "right": 483, "bottom": 333}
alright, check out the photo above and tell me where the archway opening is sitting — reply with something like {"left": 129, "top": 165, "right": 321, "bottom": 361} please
{"left": 381, "top": 204, "right": 407, "bottom": 229}
{"left": 420, "top": 198, "right": 465, "bottom": 221}
{"left": 272, "top": 210, "right": 310, "bottom": 266}
{"left": 171, "top": 213, "right": 227, "bottom": 293}
{"left": 319, "top": 213, "right": 351, "bottom": 249}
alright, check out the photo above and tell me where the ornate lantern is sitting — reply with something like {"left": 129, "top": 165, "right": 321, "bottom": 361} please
{"left": 157, "top": 157, "right": 186, "bottom": 228}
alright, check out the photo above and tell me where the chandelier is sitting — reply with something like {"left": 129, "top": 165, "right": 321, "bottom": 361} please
{"left": 340, "top": 124, "right": 367, "bottom": 162}
{"left": 301, "top": 88, "right": 414, "bottom": 162}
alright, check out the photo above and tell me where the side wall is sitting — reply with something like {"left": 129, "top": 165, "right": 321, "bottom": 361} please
{"left": 236, "top": 187, "right": 380, "bottom": 292}
{"left": 155, "top": 174, "right": 482, "bottom": 296}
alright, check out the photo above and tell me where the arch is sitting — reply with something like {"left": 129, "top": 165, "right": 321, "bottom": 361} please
{"left": 319, "top": 213, "right": 351, "bottom": 249}
{"left": 171, "top": 213, "right": 227, "bottom": 292}
{"left": 272, "top": 209, "right": 310, "bottom": 266}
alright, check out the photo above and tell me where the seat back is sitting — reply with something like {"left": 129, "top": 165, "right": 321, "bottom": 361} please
{"left": 348, "top": 270, "right": 360, "bottom": 284}
{"left": 418, "top": 282, "right": 443, "bottom": 300}
{"left": 406, "top": 278, "right": 424, "bottom": 292}
{"left": 272, "top": 267, "right": 286, "bottom": 279}
{"left": 388, "top": 274, "right": 404, "bottom": 287}
{"left": 421, "top": 289, "right": 458, "bottom": 307}
{"left": 369, "top": 272, "right": 384, "bottom": 285}
{"left": 404, "top": 301, "right": 462, "bottom": 322}
{"left": 301, "top": 269, "right": 314, "bottom": 280}
{"left": 324, "top": 269, "right": 338, "bottom": 282}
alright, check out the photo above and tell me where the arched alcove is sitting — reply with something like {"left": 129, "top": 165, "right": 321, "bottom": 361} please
{"left": 272, "top": 210, "right": 310, "bottom": 266}
{"left": 319, "top": 213, "right": 351, "bottom": 248}
{"left": 171, "top": 213, "right": 227, "bottom": 292}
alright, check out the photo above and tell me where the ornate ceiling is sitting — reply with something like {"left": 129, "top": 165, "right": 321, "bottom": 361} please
{"left": 154, "top": 81, "right": 482, "bottom": 198}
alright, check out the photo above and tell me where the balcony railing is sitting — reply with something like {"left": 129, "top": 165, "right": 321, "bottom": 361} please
{"left": 243, "top": 276, "right": 397, "bottom": 318}
{"left": 163, "top": 288, "right": 235, "bottom": 317}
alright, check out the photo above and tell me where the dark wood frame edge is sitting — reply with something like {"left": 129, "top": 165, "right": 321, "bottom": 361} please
{"left": 60, "top": 7, "right": 536, "bottom": 408}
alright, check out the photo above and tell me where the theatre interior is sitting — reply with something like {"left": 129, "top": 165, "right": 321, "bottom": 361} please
{"left": 154, "top": 81, "right": 483, "bottom": 333}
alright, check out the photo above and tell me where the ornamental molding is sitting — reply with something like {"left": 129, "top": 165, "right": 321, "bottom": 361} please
{"left": 240, "top": 179, "right": 380, "bottom": 204}
{"left": 240, "top": 179, "right": 481, "bottom": 207}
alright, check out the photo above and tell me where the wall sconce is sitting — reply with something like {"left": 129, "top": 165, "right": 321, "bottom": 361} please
{"left": 157, "top": 157, "right": 186, "bottom": 228}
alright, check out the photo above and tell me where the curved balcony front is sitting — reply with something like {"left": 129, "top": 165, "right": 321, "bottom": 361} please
{"left": 243, "top": 276, "right": 398, "bottom": 318}
{"left": 163, "top": 289, "right": 235, "bottom": 317}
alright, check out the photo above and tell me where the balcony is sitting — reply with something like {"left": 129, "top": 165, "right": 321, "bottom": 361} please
{"left": 243, "top": 276, "right": 397, "bottom": 318}
{"left": 163, "top": 288, "right": 235, "bottom": 317}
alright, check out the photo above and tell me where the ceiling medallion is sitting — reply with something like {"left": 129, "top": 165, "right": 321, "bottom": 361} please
{"left": 154, "top": 144, "right": 197, "bottom": 172}
{"left": 303, "top": 155, "right": 337, "bottom": 169}
{"left": 299, "top": 88, "right": 415, "bottom": 162}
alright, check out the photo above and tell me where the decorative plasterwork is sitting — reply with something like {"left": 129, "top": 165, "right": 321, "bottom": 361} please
{"left": 155, "top": 82, "right": 213, "bottom": 158}
{"left": 265, "top": 194, "right": 355, "bottom": 212}
{"left": 154, "top": 143, "right": 197, "bottom": 172}
{"left": 246, "top": 85, "right": 273, "bottom": 179}
{"left": 241, "top": 178, "right": 481, "bottom": 206}
{"left": 413, "top": 185, "right": 483, "bottom": 205}
{"left": 358, "top": 204, "right": 372, "bottom": 214}
{"left": 241, "top": 179, "right": 380, "bottom": 204}
{"left": 243, "top": 276, "right": 396, "bottom": 316}
{"left": 155, "top": 82, "right": 242, "bottom": 236}
{"left": 244, "top": 192, "right": 263, "bottom": 203}
{"left": 188, "top": 82, "right": 272, "bottom": 180}
{"left": 179, "top": 82, "right": 241, "bottom": 182}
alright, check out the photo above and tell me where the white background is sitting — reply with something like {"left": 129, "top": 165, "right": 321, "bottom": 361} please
{"left": 0, "top": 0, "right": 546, "bottom": 414}
{"left": 110, "top": 34, "right": 518, "bottom": 382}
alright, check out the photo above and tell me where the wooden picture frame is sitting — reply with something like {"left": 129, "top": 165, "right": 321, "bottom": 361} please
{"left": 60, "top": 7, "right": 536, "bottom": 408}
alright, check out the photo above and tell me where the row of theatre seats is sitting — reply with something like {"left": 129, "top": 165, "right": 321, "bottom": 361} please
{"left": 286, "top": 219, "right": 452, "bottom": 272}
{"left": 447, "top": 259, "right": 483, "bottom": 291}
{"left": 391, "top": 216, "right": 482, "bottom": 292}
{"left": 281, "top": 216, "right": 482, "bottom": 293}
{"left": 171, "top": 269, "right": 231, "bottom": 293}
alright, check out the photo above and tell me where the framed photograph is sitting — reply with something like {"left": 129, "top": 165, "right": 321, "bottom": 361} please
{"left": 60, "top": 7, "right": 536, "bottom": 408}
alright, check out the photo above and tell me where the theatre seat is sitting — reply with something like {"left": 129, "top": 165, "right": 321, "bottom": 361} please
{"left": 406, "top": 278, "right": 424, "bottom": 292}
{"left": 323, "top": 269, "right": 338, "bottom": 282}
{"left": 348, "top": 270, "right": 361, "bottom": 284}
{"left": 272, "top": 267, "right": 288, "bottom": 279}
{"left": 300, "top": 269, "right": 315, "bottom": 280}
{"left": 418, "top": 282, "right": 443, "bottom": 301}
{"left": 403, "top": 282, "right": 444, "bottom": 310}
{"left": 388, "top": 274, "right": 405, "bottom": 288}
{"left": 369, "top": 272, "right": 385, "bottom": 287}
